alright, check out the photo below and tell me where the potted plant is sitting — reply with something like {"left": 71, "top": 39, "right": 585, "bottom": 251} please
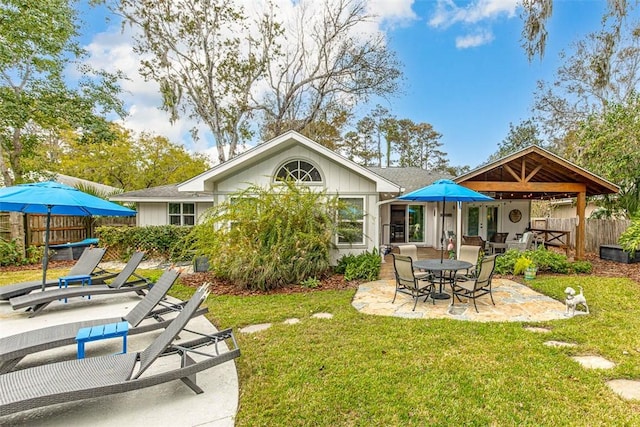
{"left": 514, "top": 255, "right": 537, "bottom": 280}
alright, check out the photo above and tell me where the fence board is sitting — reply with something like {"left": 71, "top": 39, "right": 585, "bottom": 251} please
{"left": 0, "top": 213, "right": 11, "bottom": 242}
{"left": 532, "top": 217, "right": 630, "bottom": 253}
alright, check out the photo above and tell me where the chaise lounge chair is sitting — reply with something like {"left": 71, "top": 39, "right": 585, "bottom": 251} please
{"left": 9, "top": 251, "right": 150, "bottom": 317}
{"left": 0, "top": 268, "right": 208, "bottom": 373}
{"left": 0, "top": 285, "right": 240, "bottom": 416}
{"left": 0, "top": 247, "right": 110, "bottom": 301}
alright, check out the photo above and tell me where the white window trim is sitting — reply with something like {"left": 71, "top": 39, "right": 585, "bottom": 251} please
{"left": 274, "top": 159, "right": 323, "bottom": 184}
{"left": 337, "top": 196, "right": 366, "bottom": 246}
{"left": 168, "top": 202, "right": 196, "bottom": 226}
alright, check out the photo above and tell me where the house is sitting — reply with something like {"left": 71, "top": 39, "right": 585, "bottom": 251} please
{"left": 111, "top": 132, "right": 618, "bottom": 260}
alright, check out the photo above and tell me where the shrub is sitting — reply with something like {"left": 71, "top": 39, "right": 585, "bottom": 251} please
{"left": 619, "top": 216, "right": 640, "bottom": 257}
{"left": 187, "top": 182, "right": 347, "bottom": 291}
{"left": 96, "top": 225, "right": 192, "bottom": 261}
{"left": 570, "top": 260, "right": 593, "bottom": 274}
{"left": 338, "top": 249, "right": 381, "bottom": 282}
{"left": 0, "top": 239, "right": 42, "bottom": 266}
{"left": 495, "top": 246, "right": 589, "bottom": 275}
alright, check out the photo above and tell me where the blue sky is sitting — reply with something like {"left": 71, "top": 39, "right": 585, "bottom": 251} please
{"left": 76, "top": 0, "right": 611, "bottom": 168}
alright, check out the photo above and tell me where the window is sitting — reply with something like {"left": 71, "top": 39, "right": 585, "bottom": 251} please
{"left": 169, "top": 203, "right": 195, "bottom": 226}
{"left": 337, "top": 197, "right": 364, "bottom": 245}
{"left": 275, "top": 160, "right": 322, "bottom": 183}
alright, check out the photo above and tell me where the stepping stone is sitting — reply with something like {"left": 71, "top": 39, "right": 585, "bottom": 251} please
{"left": 544, "top": 340, "right": 577, "bottom": 348}
{"left": 606, "top": 379, "right": 640, "bottom": 401}
{"left": 312, "top": 312, "right": 333, "bottom": 319}
{"left": 239, "top": 323, "right": 272, "bottom": 334}
{"left": 283, "top": 318, "right": 300, "bottom": 325}
{"left": 525, "top": 326, "right": 552, "bottom": 333}
{"left": 571, "top": 355, "right": 616, "bottom": 369}
{"left": 448, "top": 305, "right": 467, "bottom": 316}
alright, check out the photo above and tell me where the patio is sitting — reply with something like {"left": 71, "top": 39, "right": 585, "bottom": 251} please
{"left": 353, "top": 247, "right": 568, "bottom": 321}
{"left": 0, "top": 293, "right": 239, "bottom": 426}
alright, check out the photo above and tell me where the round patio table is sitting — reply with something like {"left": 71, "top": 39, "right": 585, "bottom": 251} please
{"left": 413, "top": 259, "right": 473, "bottom": 300}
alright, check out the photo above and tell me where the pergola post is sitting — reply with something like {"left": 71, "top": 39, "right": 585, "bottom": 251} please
{"left": 576, "top": 191, "right": 586, "bottom": 260}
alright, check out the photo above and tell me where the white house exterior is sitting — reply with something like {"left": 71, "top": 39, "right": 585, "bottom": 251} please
{"left": 111, "top": 132, "right": 545, "bottom": 259}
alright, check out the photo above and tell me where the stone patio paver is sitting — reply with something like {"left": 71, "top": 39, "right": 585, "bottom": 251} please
{"left": 352, "top": 278, "right": 567, "bottom": 322}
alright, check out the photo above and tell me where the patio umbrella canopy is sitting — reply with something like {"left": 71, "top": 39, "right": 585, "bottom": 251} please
{"left": 0, "top": 181, "right": 136, "bottom": 289}
{"left": 398, "top": 179, "right": 493, "bottom": 262}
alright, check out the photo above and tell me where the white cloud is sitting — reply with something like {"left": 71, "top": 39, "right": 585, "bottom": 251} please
{"left": 455, "top": 30, "right": 495, "bottom": 48}
{"left": 428, "top": 0, "right": 517, "bottom": 49}
{"left": 429, "top": 0, "right": 517, "bottom": 28}
{"left": 367, "top": 0, "right": 417, "bottom": 25}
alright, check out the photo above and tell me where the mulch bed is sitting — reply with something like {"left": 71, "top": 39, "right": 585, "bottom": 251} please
{"left": 2, "top": 252, "right": 638, "bottom": 295}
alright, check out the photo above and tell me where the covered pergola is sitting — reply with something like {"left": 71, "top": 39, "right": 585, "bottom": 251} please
{"left": 455, "top": 145, "right": 619, "bottom": 260}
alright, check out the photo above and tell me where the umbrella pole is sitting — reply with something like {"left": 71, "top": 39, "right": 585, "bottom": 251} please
{"left": 41, "top": 206, "right": 52, "bottom": 291}
{"left": 440, "top": 198, "right": 445, "bottom": 263}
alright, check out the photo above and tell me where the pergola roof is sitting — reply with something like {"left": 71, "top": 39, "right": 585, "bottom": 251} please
{"left": 455, "top": 145, "right": 619, "bottom": 199}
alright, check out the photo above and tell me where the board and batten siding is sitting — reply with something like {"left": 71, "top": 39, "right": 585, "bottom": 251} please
{"left": 214, "top": 145, "right": 377, "bottom": 194}
{"left": 136, "top": 202, "right": 213, "bottom": 226}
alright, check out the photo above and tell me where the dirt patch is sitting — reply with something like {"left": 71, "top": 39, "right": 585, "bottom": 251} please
{"left": 179, "top": 271, "right": 359, "bottom": 296}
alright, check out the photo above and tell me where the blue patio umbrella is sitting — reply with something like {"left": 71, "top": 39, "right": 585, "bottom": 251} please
{"left": 398, "top": 179, "right": 493, "bottom": 262}
{"left": 0, "top": 181, "right": 136, "bottom": 289}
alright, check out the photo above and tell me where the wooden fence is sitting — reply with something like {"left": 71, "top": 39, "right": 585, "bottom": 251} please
{"left": 0, "top": 213, "right": 135, "bottom": 247}
{"left": 531, "top": 217, "right": 631, "bottom": 253}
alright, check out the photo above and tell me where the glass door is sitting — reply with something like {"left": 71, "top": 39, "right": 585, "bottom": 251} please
{"left": 486, "top": 206, "right": 498, "bottom": 241}
{"left": 467, "top": 206, "right": 480, "bottom": 235}
{"left": 467, "top": 205, "right": 499, "bottom": 240}
{"left": 408, "top": 205, "right": 424, "bottom": 242}
{"left": 390, "top": 205, "right": 406, "bottom": 243}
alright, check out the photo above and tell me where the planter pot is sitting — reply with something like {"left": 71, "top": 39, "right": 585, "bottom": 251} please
{"left": 599, "top": 245, "right": 640, "bottom": 264}
{"left": 193, "top": 256, "right": 210, "bottom": 272}
{"left": 524, "top": 267, "right": 537, "bottom": 280}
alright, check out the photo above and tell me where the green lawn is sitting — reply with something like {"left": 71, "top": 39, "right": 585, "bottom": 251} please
{"left": 4, "top": 270, "right": 640, "bottom": 425}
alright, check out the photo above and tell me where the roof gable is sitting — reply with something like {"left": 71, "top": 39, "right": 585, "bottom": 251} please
{"left": 178, "top": 131, "right": 402, "bottom": 193}
{"left": 456, "top": 145, "right": 619, "bottom": 198}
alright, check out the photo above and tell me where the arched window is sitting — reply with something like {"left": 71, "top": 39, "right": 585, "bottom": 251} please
{"left": 275, "top": 160, "right": 322, "bottom": 183}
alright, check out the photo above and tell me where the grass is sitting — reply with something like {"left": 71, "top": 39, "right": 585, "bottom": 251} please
{"left": 3, "top": 270, "right": 640, "bottom": 425}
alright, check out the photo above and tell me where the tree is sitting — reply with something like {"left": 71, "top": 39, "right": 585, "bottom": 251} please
{"left": 260, "top": 0, "right": 401, "bottom": 141}
{"left": 58, "top": 125, "right": 210, "bottom": 190}
{"left": 113, "top": 0, "right": 402, "bottom": 163}
{"left": 574, "top": 95, "right": 640, "bottom": 218}
{"left": 382, "top": 118, "right": 446, "bottom": 170}
{"left": 487, "top": 119, "right": 544, "bottom": 162}
{"left": 520, "top": 0, "right": 630, "bottom": 61}
{"left": 0, "top": 0, "right": 123, "bottom": 186}
{"left": 533, "top": 11, "right": 640, "bottom": 150}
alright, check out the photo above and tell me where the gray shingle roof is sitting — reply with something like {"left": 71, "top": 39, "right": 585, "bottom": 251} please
{"left": 111, "top": 184, "right": 212, "bottom": 201}
{"left": 367, "top": 167, "right": 453, "bottom": 193}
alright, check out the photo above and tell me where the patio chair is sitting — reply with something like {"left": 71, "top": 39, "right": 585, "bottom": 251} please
{"left": 0, "top": 285, "right": 241, "bottom": 416}
{"left": 462, "top": 235, "right": 485, "bottom": 248}
{"left": 0, "top": 269, "right": 209, "bottom": 374}
{"left": 397, "top": 244, "right": 419, "bottom": 261}
{"left": 450, "top": 254, "right": 499, "bottom": 313}
{"left": 506, "top": 231, "right": 534, "bottom": 251}
{"left": 391, "top": 254, "right": 435, "bottom": 311}
{"left": 9, "top": 252, "right": 150, "bottom": 317}
{"left": 454, "top": 245, "right": 482, "bottom": 281}
{"left": 0, "top": 247, "right": 110, "bottom": 301}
